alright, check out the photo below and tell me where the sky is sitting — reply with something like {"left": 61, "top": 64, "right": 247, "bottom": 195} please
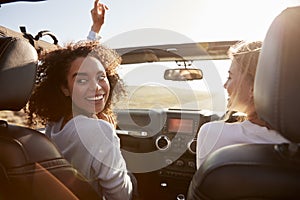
{"left": 1, "top": 0, "right": 299, "bottom": 48}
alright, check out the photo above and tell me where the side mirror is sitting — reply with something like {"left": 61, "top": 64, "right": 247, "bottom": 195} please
{"left": 164, "top": 68, "right": 203, "bottom": 81}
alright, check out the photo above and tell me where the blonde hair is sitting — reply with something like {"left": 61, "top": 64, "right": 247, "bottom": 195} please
{"left": 224, "top": 41, "right": 262, "bottom": 122}
{"left": 228, "top": 41, "right": 262, "bottom": 81}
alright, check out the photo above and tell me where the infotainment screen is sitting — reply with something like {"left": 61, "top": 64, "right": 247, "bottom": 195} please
{"left": 167, "top": 118, "right": 194, "bottom": 133}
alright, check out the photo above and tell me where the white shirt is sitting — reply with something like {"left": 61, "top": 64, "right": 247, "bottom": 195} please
{"left": 196, "top": 120, "right": 289, "bottom": 169}
{"left": 46, "top": 115, "right": 133, "bottom": 200}
{"left": 87, "top": 30, "right": 101, "bottom": 41}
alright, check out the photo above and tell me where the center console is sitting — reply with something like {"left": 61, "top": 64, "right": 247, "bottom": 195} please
{"left": 116, "top": 108, "right": 215, "bottom": 200}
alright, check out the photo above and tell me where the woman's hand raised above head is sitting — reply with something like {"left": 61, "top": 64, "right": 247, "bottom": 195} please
{"left": 90, "top": 0, "right": 109, "bottom": 33}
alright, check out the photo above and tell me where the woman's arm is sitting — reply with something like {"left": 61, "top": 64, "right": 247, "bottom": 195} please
{"left": 87, "top": 0, "right": 108, "bottom": 40}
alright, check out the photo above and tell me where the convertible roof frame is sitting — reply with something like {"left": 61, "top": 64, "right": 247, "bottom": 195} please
{"left": 115, "top": 40, "right": 239, "bottom": 64}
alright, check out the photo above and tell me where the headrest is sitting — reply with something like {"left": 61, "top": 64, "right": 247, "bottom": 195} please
{"left": 0, "top": 37, "right": 37, "bottom": 111}
{"left": 254, "top": 6, "right": 300, "bottom": 143}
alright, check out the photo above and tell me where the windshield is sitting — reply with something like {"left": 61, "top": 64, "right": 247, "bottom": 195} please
{"left": 114, "top": 59, "right": 230, "bottom": 114}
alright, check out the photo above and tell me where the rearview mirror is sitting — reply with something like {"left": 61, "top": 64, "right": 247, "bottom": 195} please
{"left": 164, "top": 68, "right": 203, "bottom": 81}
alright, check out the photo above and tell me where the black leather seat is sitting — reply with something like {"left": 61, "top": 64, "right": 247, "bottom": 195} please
{"left": 187, "top": 6, "right": 300, "bottom": 200}
{"left": 0, "top": 37, "right": 101, "bottom": 199}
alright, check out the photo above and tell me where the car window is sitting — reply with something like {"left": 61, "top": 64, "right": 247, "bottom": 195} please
{"left": 115, "top": 59, "right": 230, "bottom": 113}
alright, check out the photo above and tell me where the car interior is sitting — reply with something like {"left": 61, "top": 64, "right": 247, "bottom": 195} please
{"left": 113, "top": 41, "right": 237, "bottom": 200}
{"left": 0, "top": 1, "right": 300, "bottom": 200}
{"left": 187, "top": 6, "right": 300, "bottom": 200}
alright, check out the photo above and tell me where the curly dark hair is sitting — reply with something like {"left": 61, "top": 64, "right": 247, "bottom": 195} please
{"left": 26, "top": 40, "right": 125, "bottom": 127}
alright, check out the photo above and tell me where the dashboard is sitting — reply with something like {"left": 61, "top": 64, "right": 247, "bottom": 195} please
{"left": 115, "top": 108, "right": 216, "bottom": 200}
{"left": 167, "top": 117, "right": 194, "bottom": 134}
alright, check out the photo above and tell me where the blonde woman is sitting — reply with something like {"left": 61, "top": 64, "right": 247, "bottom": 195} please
{"left": 196, "top": 41, "right": 289, "bottom": 169}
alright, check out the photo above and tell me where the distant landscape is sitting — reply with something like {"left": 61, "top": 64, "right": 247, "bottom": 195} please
{"left": 114, "top": 85, "right": 213, "bottom": 110}
{"left": 0, "top": 85, "right": 213, "bottom": 126}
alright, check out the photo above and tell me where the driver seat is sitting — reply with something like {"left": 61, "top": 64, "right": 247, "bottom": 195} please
{"left": 0, "top": 36, "right": 101, "bottom": 199}
{"left": 187, "top": 6, "right": 300, "bottom": 200}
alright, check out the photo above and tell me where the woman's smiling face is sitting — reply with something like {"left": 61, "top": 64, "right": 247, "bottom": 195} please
{"left": 61, "top": 56, "right": 110, "bottom": 116}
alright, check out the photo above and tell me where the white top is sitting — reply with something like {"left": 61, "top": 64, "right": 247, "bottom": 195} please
{"left": 46, "top": 115, "right": 133, "bottom": 200}
{"left": 196, "top": 120, "right": 289, "bottom": 169}
{"left": 87, "top": 30, "right": 102, "bottom": 41}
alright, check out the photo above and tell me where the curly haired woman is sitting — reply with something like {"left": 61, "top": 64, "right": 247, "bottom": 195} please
{"left": 27, "top": 40, "right": 134, "bottom": 200}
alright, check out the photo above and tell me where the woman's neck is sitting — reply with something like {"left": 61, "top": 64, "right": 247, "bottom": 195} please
{"left": 72, "top": 104, "right": 97, "bottom": 119}
{"left": 247, "top": 112, "right": 270, "bottom": 128}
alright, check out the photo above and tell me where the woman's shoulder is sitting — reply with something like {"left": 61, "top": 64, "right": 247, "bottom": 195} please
{"left": 63, "top": 115, "right": 111, "bottom": 127}
{"left": 200, "top": 120, "right": 229, "bottom": 130}
{"left": 64, "top": 115, "right": 115, "bottom": 137}
{"left": 199, "top": 120, "right": 245, "bottom": 135}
